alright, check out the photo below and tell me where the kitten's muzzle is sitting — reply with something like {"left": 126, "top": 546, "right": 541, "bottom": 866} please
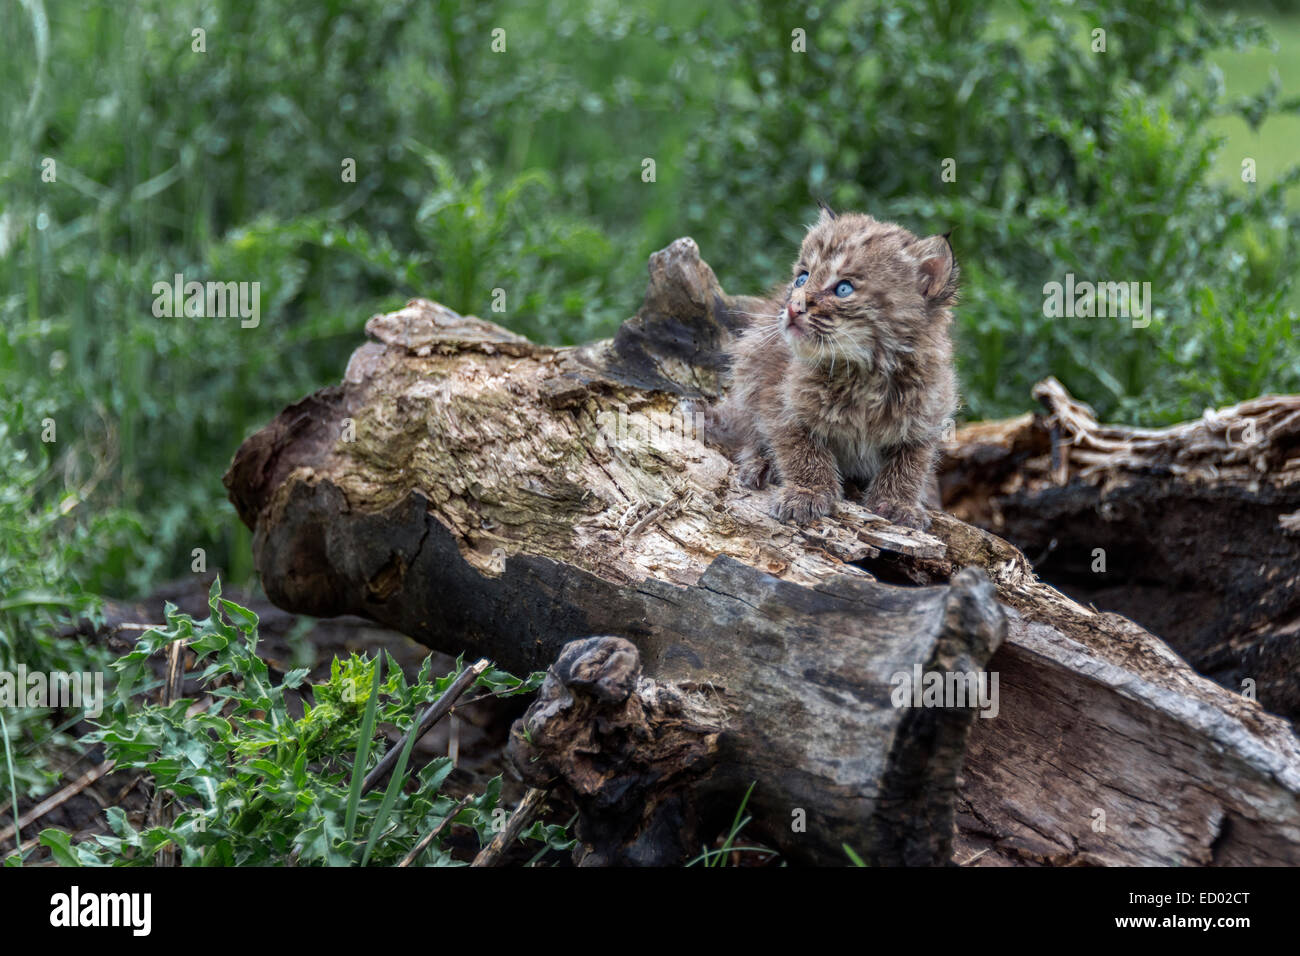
{"left": 783, "top": 314, "right": 810, "bottom": 340}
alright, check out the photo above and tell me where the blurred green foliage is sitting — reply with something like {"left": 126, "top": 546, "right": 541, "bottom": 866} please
{"left": 680, "top": 0, "right": 1300, "bottom": 422}
{"left": 1, "top": 0, "right": 1297, "bottom": 615}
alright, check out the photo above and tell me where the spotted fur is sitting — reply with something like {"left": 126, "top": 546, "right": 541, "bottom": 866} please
{"left": 717, "top": 208, "right": 958, "bottom": 529}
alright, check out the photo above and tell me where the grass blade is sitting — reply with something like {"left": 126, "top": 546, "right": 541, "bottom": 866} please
{"left": 0, "top": 711, "right": 21, "bottom": 861}
{"left": 360, "top": 711, "right": 421, "bottom": 866}
{"left": 344, "top": 654, "right": 384, "bottom": 842}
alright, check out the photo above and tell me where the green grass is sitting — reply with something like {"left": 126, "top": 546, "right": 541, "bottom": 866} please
{"left": 4, "top": 583, "right": 566, "bottom": 866}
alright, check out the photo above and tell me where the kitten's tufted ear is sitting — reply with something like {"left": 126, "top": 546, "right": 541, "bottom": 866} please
{"left": 912, "top": 235, "right": 959, "bottom": 305}
{"left": 816, "top": 199, "right": 837, "bottom": 225}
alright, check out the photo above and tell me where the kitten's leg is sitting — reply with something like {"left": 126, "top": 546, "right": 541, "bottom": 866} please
{"left": 693, "top": 396, "right": 743, "bottom": 455}
{"left": 865, "top": 442, "right": 935, "bottom": 531}
{"left": 921, "top": 471, "right": 942, "bottom": 511}
{"left": 769, "top": 424, "right": 839, "bottom": 523}
{"left": 736, "top": 444, "right": 774, "bottom": 489}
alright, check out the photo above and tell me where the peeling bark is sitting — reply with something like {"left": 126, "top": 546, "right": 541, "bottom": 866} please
{"left": 942, "top": 377, "right": 1300, "bottom": 723}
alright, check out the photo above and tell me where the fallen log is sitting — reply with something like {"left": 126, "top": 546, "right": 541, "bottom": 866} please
{"left": 225, "top": 237, "right": 1300, "bottom": 865}
{"left": 941, "top": 378, "right": 1300, "bottom": 723}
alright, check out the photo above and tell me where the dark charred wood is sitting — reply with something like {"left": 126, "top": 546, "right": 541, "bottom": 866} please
{"left": 941, "top": 378, "right": 1300, "bottom": 722}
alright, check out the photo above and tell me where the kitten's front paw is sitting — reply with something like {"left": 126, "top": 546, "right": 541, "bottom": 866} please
{"left": 773, "top": 486, "right": 836, "bottom": 524}
{"left": 866, "top": 496, "right": 930, "bottom": 531}
{"left": 737, "top": 457, "right": 772, "bottom": 490}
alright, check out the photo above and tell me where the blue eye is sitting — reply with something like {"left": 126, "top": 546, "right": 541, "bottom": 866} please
{"left": 794, "top": 272, "right": 809, "bottom": 287}
{"left": 835, "top": 280, "right": 854, "bottom": 297}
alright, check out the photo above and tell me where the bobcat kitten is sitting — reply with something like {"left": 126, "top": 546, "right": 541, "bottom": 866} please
{"left": 718, "top": 206, "right": 958, "bottom": 530}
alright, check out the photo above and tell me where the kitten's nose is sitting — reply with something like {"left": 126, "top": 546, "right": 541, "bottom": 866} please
{"left": 787, "top": 300, "right": 804, "bottom": 320}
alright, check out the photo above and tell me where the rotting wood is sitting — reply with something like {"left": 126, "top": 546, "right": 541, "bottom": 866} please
{"left": 941, "top": 377, "right": 1300, "bottom": 723}
{"left": 225, "top": 237, "right": 1300, "bottom": 866}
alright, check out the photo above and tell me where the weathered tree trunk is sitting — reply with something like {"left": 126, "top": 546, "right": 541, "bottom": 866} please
{"left": 225, "top": 238, "right": 1300, "bottom": 866}
{"left": 941, "top": 378, "right": 1300, "bottom": 723}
